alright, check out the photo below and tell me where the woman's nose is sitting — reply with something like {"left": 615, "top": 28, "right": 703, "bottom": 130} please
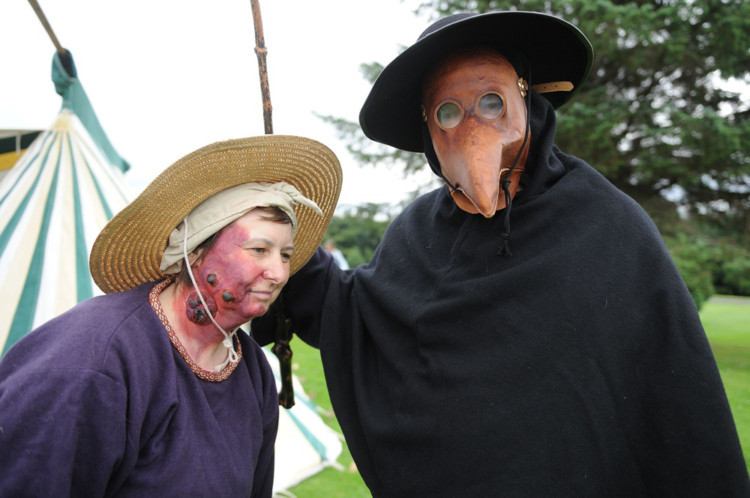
{"left": 262, "top": 254, "right": 289, "bottom": 282}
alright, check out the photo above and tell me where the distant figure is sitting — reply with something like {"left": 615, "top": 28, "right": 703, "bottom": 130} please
{"left": 324, "top": 238, "right": 350, "bottom": 269}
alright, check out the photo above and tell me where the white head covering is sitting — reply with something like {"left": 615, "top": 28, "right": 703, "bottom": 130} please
{"left": 160, "top": 182, "right": 322, "bottom": 274}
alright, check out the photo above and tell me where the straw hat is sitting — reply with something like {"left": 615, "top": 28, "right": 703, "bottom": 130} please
{"left": 359, "top": 11, "right": 594, "bottom": 152}
{"left": 90, "top": 135, "right": 342, "bottom": 294}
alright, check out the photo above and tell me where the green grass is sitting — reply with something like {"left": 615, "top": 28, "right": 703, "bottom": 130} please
{"left": 700, "top": 295, "right": 750, "bottom": 472}
{"left": 284, "top": 340, "right": 370, "bottom": 497}
{"left": 284, "top": 295, "right": 750, "bottom": 495}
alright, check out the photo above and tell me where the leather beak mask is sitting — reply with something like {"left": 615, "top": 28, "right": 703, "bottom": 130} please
{"left": 422, "top": 48, "right": 530, "bottom": 218}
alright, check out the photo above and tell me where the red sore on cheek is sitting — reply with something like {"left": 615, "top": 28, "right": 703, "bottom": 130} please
{"left": 203, "top": 230, "right": 251, "bottom": 275}
{"left": 195, "top": 228, "right": 265, "bottom": 297}
{"left": 185, "top": 290, "right": 217, "bottom": 324}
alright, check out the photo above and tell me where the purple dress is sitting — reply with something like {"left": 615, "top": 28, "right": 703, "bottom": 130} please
{"left": 0, "top": 281, "right": 278, "bottom": 497}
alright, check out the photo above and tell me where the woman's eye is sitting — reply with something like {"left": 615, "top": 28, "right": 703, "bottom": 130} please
{"left": 436, "top": 102, "right": 462, "bottom": 129}
{"left": 477, "top": 93, "right": 504, "bottom": 119}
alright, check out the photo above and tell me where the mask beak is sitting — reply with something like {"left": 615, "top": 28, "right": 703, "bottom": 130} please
{"left": 444, "top": 134, "right": 528, "bottom": 218}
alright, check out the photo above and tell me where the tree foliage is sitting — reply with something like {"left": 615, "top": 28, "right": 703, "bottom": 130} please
{"left": 324, "top": 203, "right": 393, "bottom": 267}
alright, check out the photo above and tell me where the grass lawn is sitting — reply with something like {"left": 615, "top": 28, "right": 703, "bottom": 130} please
{"left": 284, "top": 339, "right": 370, "bottom": 497}
{"left": 284, "top": 295, "right": 750, "bottom": 495}
{"left": 700, "top": 295, "right": 750, "bottom": 472}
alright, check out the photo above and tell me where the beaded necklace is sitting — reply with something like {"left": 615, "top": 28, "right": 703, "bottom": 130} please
{"left": 149, "top": 279, "right": 242, "bottom": 382}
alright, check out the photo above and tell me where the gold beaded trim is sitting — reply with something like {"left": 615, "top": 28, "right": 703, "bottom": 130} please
{"left": 149, "top": 279, "right": 242, "bottom": 382}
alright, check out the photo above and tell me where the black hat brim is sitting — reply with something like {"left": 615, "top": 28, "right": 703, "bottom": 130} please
{"left": 359, "top": 11, "right": 594, "bottom": 152}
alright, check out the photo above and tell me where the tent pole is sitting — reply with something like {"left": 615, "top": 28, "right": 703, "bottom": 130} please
{"left": 28, "top": 0, "right": 66, "bottom": 55}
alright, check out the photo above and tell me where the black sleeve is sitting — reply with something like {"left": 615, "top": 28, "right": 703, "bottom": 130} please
{"left": 250, "top": 246, "right": 336, "bottom": 348}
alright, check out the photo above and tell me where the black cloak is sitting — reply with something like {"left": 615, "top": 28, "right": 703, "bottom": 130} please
{"left": 253, "top": 93, "right": 749, "bottom": 496}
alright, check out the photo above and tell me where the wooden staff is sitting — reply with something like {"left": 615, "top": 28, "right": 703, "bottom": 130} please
{"left": 250, "top": 0, "right": 273, "bottom": 135}
{"left": 249, "top": 0, "right": 296, "bottom": 409}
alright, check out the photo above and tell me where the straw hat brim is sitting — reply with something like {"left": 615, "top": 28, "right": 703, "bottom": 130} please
{"left": 359, "top": 11, "right": 594, "bottom": 153}
{"left": 90, "top": 135, "right": 342, "bottom": 294}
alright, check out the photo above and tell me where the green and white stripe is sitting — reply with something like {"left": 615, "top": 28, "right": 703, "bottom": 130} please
{"left": 0, "top": 110, "right": 129, "bottom": 355}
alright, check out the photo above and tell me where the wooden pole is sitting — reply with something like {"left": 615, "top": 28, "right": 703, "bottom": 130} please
{"left": 249, "top": 0, "right": 296, "bottom": 409}
{"left": 28, "top": 0, "right": 66, "bottom": 55}
{"left": 250, "top": 0, "right": 273, "bottom": 135}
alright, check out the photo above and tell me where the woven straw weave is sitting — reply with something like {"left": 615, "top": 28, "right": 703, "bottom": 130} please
{"left": 89, "top": 135, "right": 342, "bottom": 294}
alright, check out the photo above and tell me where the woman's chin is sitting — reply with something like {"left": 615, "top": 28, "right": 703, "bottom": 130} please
{"left": 237, "top": 302, "right": 269, "bottom": 321}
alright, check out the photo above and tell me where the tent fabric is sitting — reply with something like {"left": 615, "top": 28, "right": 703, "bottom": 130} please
{"left": 52, "top": 50, "right": 130, "bottom": 173}
{"left": 263, "top": 347, "right": 343, "bottom": 495}
{"left": 0, "top": 50, "right": 131, "bottom": 355}
{"left": 0, "top": 130, "right": 42, "bottom": 177}
{"left": 0, "top": 110, "right": 130, "bottom": 354}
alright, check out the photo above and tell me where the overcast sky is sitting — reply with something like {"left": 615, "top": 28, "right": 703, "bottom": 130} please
{"left": 1, "top": 0, "right": 438, "bottom": 208}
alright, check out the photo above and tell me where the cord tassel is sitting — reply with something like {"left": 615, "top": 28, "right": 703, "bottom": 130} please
{"left": 497, "top": 179, "right": 513, "bottom": 255}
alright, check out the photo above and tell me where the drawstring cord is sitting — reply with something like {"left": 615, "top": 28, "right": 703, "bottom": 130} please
{"left": 181, "top": 216, "right": 239, "bottom": 364}
{"left": 497, "top": 178, "right": 513, "bottom": 256}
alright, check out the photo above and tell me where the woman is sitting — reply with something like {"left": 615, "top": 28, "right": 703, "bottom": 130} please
{"left": 0, "top": 135, "right": 342, "bottom": 497}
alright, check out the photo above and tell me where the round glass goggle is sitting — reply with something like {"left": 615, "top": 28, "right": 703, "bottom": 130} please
{"left": 434, "top": 92, "right": 506, "bottom": 130}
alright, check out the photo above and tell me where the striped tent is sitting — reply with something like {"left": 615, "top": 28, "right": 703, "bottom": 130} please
{"left": 0, "top": 130, "right": 42, "bottom": 184}
{"left": 264, "top": 348, "right": 344, "bottom": 494}
{"left": 0, "top": 50, "right": 130, "bottom": 355}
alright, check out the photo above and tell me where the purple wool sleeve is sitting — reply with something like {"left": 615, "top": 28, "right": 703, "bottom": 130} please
{"left": 0, "top": 362, "right": 128, "bottom": 495}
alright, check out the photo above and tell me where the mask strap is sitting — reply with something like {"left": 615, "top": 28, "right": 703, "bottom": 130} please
{"left": 532, "top": 81, "right": 574, "bottom": 94}
{"left": 497, "top": 67, "right": 532, "bottom": 256}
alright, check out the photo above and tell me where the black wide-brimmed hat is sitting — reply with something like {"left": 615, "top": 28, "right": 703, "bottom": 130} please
{"left": 359, "top": 11, "right": 594, "bottom": 152}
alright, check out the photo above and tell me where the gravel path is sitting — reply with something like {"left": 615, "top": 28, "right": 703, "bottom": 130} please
{"left": 710, "top": 295, "right": 750, "bottom": 306}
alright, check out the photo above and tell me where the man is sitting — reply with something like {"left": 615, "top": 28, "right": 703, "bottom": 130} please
{"left": 254, "top": 11, "right": 749, "bottom": 496}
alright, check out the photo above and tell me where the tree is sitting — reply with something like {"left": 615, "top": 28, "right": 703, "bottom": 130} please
{"left": 324, "top": 0, "right": 750, "bottom": 234}
{"left": 324, "top": 203, "right": 394, "bottom": 267}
